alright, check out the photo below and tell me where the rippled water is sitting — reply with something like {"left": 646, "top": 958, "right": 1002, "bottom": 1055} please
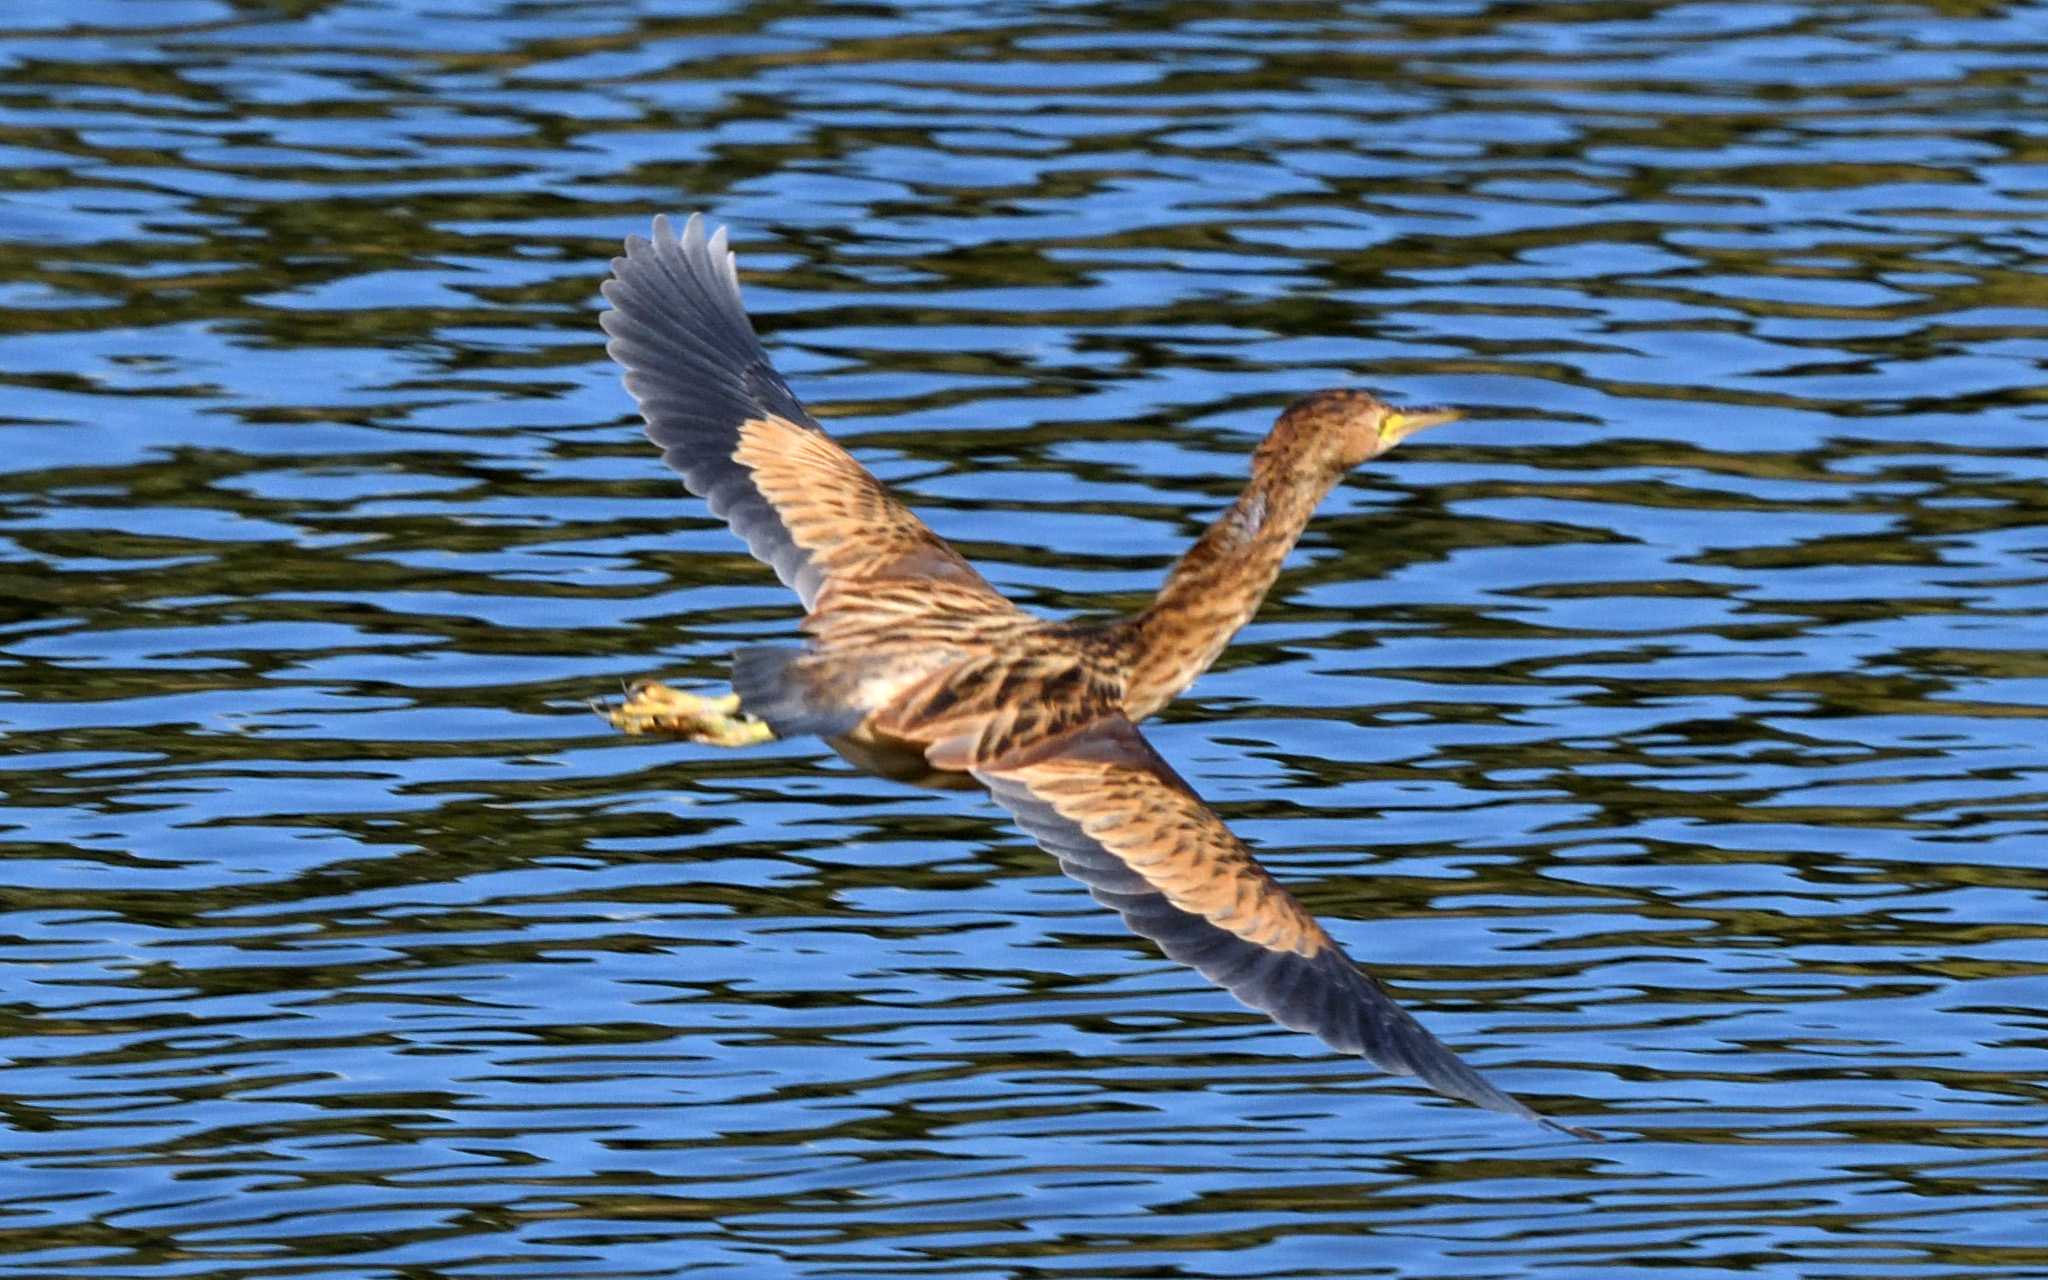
{"left": 3, "top": 2, "right": 2046, "bottom": 1276}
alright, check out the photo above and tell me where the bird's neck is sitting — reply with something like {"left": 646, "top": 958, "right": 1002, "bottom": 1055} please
{"left": 1118, "top": 459, "right": 1340, "bottom": 721}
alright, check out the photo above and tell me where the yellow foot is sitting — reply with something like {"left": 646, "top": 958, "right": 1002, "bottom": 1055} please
{"left": 598, "top": 680, "right": 775, "bottom": 747}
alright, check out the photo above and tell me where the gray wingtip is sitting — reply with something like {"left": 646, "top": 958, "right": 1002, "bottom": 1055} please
{"left": 1545, "top": 1115, "right": 1603, "bottom": 1141}
{"left": 613, "top": 211, "right": 715, "bottom": 263}
{"left": 609, "top": 212, "right": 746, "bottom": 305}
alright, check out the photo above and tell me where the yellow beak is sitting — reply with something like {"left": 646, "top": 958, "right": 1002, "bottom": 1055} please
{"left": 1380, "top": 404, "right": 1463, "bottom": 447}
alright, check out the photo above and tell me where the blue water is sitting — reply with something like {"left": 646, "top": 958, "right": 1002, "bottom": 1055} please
{"left": 2, "top": 2, "right": 2045, "bottom": 1276}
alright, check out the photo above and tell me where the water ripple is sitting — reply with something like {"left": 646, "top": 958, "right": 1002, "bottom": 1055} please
{"left": 2, "top": 1, "right": 2046, "bottom": 1276}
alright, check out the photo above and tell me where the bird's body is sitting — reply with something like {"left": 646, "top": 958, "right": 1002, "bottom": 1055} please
{"left": 600, "top": 214, "right": 1587, "bottom": 1138}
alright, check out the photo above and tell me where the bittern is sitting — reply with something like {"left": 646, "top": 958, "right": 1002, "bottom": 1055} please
{"left": 601, "top": 214, "right": 1587, "bottom": 1139}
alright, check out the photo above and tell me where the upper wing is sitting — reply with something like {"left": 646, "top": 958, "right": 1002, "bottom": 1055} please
{"left": 974, "top": 715, "right": 1587, "bottom": 1136}
{"left": 599, "top": 214, "right": 1008, "bottom": 613}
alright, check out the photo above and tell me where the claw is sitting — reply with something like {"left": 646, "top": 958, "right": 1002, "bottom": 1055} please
{"left": 602, "top": 679, "right": 775, "bottom": 747}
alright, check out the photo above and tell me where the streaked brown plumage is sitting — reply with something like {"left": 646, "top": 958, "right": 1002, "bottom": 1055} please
{"left": 600, "top": 213, "right": 1590, "bottom": 1138}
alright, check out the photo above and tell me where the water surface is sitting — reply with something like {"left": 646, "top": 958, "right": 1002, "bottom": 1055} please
{"left": 2, "top": 2, "right": 2046, "bottom": 1277}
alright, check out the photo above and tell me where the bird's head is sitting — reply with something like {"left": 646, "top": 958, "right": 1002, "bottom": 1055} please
{"left": 1269, "top": 388, "right": 1463, "bottom": 471}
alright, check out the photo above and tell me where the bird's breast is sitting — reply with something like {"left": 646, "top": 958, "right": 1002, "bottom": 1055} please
{"left": 827, "top": 722, "right": 981, "bottom": 790}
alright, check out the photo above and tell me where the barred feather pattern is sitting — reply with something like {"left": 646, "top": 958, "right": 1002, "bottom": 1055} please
{"left": 736, "top": 413, "right": 1011, "bottom": 610}
{"left": 875, "top": 645, "right": 1126, "bottom": 770}
{"left": 1118, "top": 426, "right": 1343, "bottom": 721}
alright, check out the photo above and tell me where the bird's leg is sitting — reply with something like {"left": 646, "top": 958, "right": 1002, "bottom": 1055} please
{"left": 599, "top": 679, "right": 775, "bottom": 747}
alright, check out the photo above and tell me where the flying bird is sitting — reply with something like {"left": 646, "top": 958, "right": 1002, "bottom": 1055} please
{"left": 599, "top": 214, "right": 1588, "bottom": 1138}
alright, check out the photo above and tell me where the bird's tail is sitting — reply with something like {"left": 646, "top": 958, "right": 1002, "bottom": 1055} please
{"left": 730, "top": 645, "right": 867, "bottom": 740}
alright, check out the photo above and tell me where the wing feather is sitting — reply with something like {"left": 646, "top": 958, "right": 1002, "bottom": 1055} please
{"left": 975, "top": 715, "right": 1585, "bottom": 1136}
{"left": 601, "top": 213, "right": 1006, "bottom": 614}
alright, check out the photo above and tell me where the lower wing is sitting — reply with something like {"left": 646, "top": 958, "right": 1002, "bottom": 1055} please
{"left": 973, "top": 714, "right": 1590, "bottom": 1137}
